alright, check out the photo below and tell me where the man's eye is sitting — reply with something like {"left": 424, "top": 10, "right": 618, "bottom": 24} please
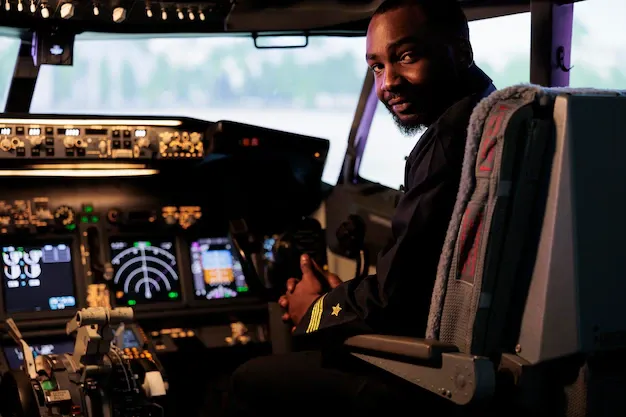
{"left": 370, "top": 64, "right": 383, "bottom": 73}
{"left": 400, "top": 53, "right": 416, "bottom": 63}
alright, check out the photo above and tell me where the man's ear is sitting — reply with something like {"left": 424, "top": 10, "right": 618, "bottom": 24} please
{"left": 455, "top": 38, "right": 474, "bottom": 70}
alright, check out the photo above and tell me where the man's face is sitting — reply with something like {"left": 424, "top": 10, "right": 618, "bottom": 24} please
{"left": 366, "top": 6, "right": 458, "bottom": 135}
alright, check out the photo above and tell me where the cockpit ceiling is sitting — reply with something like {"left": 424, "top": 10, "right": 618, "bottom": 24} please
{"left": 0, "top": 0, "right": 543, "bottom": 36}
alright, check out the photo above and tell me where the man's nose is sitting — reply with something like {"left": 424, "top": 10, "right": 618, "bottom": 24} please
{"left": 381, "top": 66, "right": 402, "bottom": 92}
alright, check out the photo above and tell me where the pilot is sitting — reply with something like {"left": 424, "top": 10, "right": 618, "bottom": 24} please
{"left": 228, "top": 0, "right": 496, "bottom": 415}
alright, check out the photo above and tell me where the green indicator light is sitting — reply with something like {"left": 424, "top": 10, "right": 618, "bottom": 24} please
{"left": 80, "top": 216, "right": 88, "bottom": 223}
{"left": 41, "top": 380, "right": 56, "bottom": 391}
{"left": 168, "top": 291, "right": 179, "bottom": 299}
{"left": 90, "top": 216, "right": 99, "bottom": 223}
{"left": 84, "top": 206, "right": 93, "bottom": 213}
{"left": 66, "top": 224, "right": 76, "bottom": 231}
{"left": 133, "top": 241, "right": 152, "bottom": 247}
{"left": 237, "top": 287, "right": 249, "bottom": 292}
{"left": 128, "top": 300, "right": 136, "bottom": 306}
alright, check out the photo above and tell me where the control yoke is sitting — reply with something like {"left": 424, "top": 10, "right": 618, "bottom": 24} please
{"left": 336, "top": 215, "right": 369, "bottom": 280}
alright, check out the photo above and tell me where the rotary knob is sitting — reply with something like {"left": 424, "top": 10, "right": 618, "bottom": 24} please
{"left": 54, "top": 205, "right": 75, "bottom": 226}
{"left": 29, "top": 136, "right": 43, "bottom": 146}
{"left": 63, "top": 137, "right": 75, "bottom": 148}
{"left": 0, "top": 138, "right": 11, "bottom": 151}
{"left": 159, "top": 132, "right": 173, "bottom": 145}
{"left": 190, "top": 132, "right": 201, "bottom": 144}
{"left": 137, "top": 137, "right": 150, "bottom": 148}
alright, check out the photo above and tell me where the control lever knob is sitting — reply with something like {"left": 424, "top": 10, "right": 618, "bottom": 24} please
{"left": 142, "top": 371, "right": 167, "bottom": 397}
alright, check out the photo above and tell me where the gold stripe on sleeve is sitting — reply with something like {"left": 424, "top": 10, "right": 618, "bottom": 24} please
{"left": 306, "top": 294, "right": 326, "bottom": 333}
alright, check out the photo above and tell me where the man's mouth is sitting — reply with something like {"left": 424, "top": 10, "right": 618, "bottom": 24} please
{"left": 387, "top": 97, "right": 411, "bottom": 111}
{"left": 391, "top": 102, "right": 411, "bottom": 113}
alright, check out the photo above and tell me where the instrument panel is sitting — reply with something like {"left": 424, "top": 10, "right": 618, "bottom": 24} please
{"left": 0, "top": 113, "right": 330, "bottom": 417}
{"left": 0, "top": 211, "right": 254, "bottom": 321}
{"left": 0, "top": 113, "right": 329, "bottom": 356}
{"left": 0, "top": 116, "right": 205, "bottom": 160}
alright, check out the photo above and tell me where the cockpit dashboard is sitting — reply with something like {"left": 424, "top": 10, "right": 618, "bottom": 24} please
{"left": 0, "top": 113, "right": 329, "bottom": 361}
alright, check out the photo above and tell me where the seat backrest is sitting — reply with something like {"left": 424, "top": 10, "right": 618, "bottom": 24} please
{"left": 425, "top": 85, "right": 626, "bottom": 414}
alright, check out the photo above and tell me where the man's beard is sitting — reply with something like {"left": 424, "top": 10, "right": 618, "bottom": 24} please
{"left": 386, "top": 105, "right": 426, "bottom": 136}
{"left": 385, "top": 64, "right": 459, "bottom": 137}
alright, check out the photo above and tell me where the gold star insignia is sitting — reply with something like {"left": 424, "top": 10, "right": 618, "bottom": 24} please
{"left": 331, "top": 303, "right": 342, "bottom": 316}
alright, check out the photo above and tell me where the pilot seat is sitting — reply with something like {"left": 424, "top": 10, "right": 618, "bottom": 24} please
{"left": 345, "top": 85, "right": 626, "bottom": 416}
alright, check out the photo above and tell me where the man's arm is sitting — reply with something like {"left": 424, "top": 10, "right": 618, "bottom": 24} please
{"left": 294, "top": 126, "right": 464, "bottom": 339}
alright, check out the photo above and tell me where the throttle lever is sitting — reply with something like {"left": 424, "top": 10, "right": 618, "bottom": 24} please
{"left": 5, "top": 318, "right": 37, "bottom": 379}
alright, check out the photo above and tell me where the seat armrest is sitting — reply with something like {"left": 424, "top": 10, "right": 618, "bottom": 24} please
{"left": 344, "top": 334, "right": 458, "bottom": 363}
{"left": 345, "top": 334, "right": 495, "bottom": 405}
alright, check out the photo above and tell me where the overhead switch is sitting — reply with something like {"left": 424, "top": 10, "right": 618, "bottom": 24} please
{"left": 60, "top": 2, "right": 74, "bottom": 18}
{"left": 112, "top": 6, "right": 126, "bottom": 23}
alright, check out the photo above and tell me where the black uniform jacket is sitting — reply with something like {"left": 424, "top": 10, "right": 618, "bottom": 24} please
{"left": 295, "top": 66, "right": 496, "bottom": 341}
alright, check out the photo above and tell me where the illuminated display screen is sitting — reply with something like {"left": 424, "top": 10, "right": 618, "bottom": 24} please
{"left": 135, "top": 129, "right": 147, "bottom": 137}
{"left": 0, "top": 127, "right": 11, "bottom": 135}
{"left": 28, "top": 128, "right": 41, "bottom": 136}
{"left": 1, "top": 243, "right": 76, "bottom": 314}
{"left": 3, "top": 340, "right": 75, "bottom": 370}
{"left": 119, "top": 328, "right": 141, "bottom": 349}
{"left": 262, "top": 237, "right": 276, "bottom": 262}
{"left": 57, "top": 128, "right": 80, "bottom": 136}
{"left": 189, "top": 237, "right": 249, "bottom": 300}
{"left": 109, "top": 239, "right": 181, "bottom": 306}
{"left": 111, "top": 327, "right": 141, "bottom": 349}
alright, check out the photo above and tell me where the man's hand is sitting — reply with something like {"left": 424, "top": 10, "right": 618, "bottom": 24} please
{"left": 278, "top": 254, "right": 341, "bottom": 329}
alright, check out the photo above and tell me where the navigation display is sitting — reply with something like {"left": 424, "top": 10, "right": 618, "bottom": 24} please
{"left": 111, "top": 327, "right": 142, "bottom": 349}
{"left": 3, "top": 340, "right": 74, "bottom": 370}
{"left": 1, "top": 243, "right": 76, "bottom": 314}
{"left": 189, "top": 237, "right": 249, "bottom": 300}
{"left": 120, "top": 328, "right": 141, "bottom": 349}
{"left": 109, "top": 239, "right": 181, "bottom": 306}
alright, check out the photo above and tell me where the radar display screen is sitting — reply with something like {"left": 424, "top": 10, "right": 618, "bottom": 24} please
{"left": 3, "top": 340, "right": 75, "bottom": 370}
{"left": 190, "top": 237, "right": 249, "bottom": 300}
{"left": 1, "top": 243, "right": 76, "bottom": 314}
{"left": 109, "top": 239, "right": 180, "bottom": 306}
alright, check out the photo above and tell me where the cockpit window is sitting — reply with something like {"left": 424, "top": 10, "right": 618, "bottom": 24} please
{"left": 29, "top": 35, "right": 366, "bottom": 185}
{"left": 360, "top": 12, "right": 531, "bottom": 190}
{"left": 570, "top": 0, "right": 626, "bottom": 88}
{"left": 0, "top": 36, "right": 21, "bottom": 109}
